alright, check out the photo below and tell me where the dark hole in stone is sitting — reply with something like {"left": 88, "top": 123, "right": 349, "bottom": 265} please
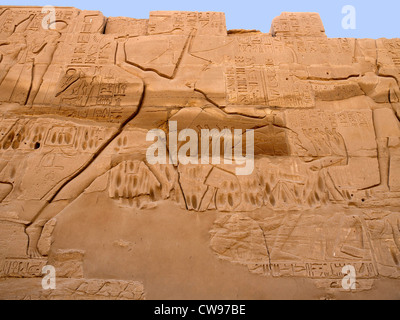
{"left": 34, "top": 142, "right": 40, "bottom": 150}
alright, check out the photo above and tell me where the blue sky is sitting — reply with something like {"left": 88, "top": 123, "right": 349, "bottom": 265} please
{"left": 10, "top": 0, "right": 400, "bottom": 39}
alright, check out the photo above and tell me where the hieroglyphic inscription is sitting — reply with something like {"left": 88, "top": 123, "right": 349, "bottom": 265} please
{"left": 148, "top": 11, "right": 227, "bottom": 35}
{"left": 383, "top": 39, "right": 400, "bottom": 68}
{"left": 70, "top": 35, "right": 114, "bottom": 66}
{"left": 55, "top": 67, "right": 128, "bottom": 112}
{"left": 286, "top": 110, "right": 372, "bottom": 129}
{"left": 284, "top": 38, "right": 352, "bottom": 55}
{"left": 265, "top": 67, "right": 314, "bottom": 108}
{"left": 2, "top": 258, "right": 47, "bottom": 278}
{"left": 224, "top": 54, "right": 314, "bottom": 107}
{"left": 0, "top": 7, "right": 76, "bottom": 36}
{"left": 250, "top": 261, "right": 378, "bottom": 279}
{"left": 105, "top": 18, "right": 148, "bottom": 36}
{"left": 225, "top": 65, "right": 267, "bottom": 105}
{"left": 271, "top": 12, "right": 326, "bottom": 38}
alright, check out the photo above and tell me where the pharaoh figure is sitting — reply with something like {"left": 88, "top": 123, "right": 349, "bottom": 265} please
{"left": 0, "top": 14, "right": 34, "bottom": 88}
{"left": 0, "top": 13, "right": 62, "bottom": 105}
{"left": 0, "top": 33, "right": 27, "bottom": 86}
{"left": 25, "top": 28, "right": 61, "bottom": 105}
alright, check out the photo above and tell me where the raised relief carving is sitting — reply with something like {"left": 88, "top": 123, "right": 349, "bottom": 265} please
{"left": 0, "top": 7, "right": 399, "bottom": 300}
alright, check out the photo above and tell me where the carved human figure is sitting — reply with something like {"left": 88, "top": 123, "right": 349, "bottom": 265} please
{"left": 55, "top": 68, "right": 81, "bottom": 97}
{"left": 270, "top": 213, "right": 370, "bottom": 261}
{"left": 0, "top": 33, "right": 27, "bottom": 86}
{"left": 25, "top": 29, "right": 61, "bottom": 105}
{"left": 24, "top": 29, "right": 268, "bottom": 256}
{"left": 372, "top": 109, "right": 400, "bottom": 192}
{"left": 367, "top": 213, "right": 400, "bottom": 270}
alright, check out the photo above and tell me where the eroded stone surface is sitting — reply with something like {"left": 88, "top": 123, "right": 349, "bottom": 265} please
{"left": 0, "top": 7, "right": 399, "bottom": 299}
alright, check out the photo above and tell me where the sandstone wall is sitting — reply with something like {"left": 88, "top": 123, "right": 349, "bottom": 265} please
{"left": 0, "top": 6, "right": 399, "bottom": 299}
